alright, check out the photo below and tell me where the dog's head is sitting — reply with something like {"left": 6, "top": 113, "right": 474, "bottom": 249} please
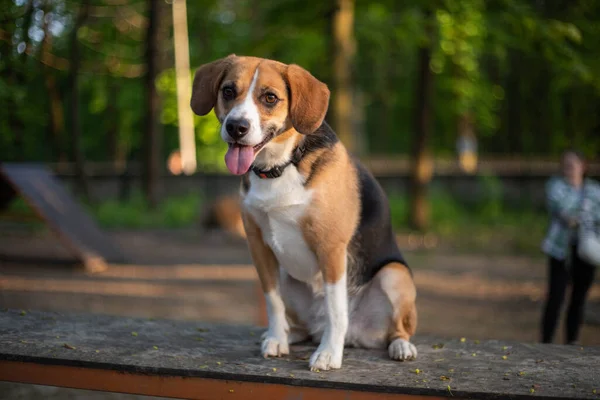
{"left": 190, "top": 55, "right": 330, "bottom": 175}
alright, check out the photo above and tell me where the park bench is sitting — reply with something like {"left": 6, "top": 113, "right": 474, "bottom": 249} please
{"left": 0, "top": 309, "right": 598, "bottom": 399}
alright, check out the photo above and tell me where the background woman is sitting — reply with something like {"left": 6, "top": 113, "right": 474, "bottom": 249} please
{"left": 541, "top": 150, "right": 600, "bottom": 344}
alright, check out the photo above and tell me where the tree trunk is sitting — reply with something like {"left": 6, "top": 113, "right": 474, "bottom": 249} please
{"left": 143, "top": 0, "right": 161, "bottom": 208}
{"left": 331, "top": 0, "right": 356, "bottom": 153}
{"left": 8, "top": 0, "right": 34, "bottom": 161}
{"left": 67, "top": 0, "right": 91, "bottom": 200}
{"left": 409, "top": 10, "right": 435, "bottom": 231}
{"left": 41, "top": 1, "right": 65, "bottom": 162}
{"left": 172, "top": 0, "right": 196, "bottom": 175}
{"left": 106, "top": 81, "right": 120, "bottom": 168}
{"left": 506, "top": 50, "right": 521, "bottom": 153}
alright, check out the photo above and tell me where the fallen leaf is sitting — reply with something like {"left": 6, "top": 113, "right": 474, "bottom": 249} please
{"left": 63, "top": 343, "right": 76, "bottom": 350}
{"left": 272, "top": 368, "right": 277, "bottom": 372}
{"left": 447, "top": 385, "right": 454, "bottom": 396}
{"left": 448, "top": 369, "right": 455, "bottom": 373}
{"left": 460, "top": 338, "right": 466, "bottom": 343}
{"left": 217, "top": 362, "right": 222, "bottom": 365}
{"left": 530, "top": 388, "right": 535, "bottom": 394}
{"left": 153, "top": 346, "right": 158, "bottom": 350}
{"left": 440, "top": 376, "right": 451, "bottom": 381}
{"left": 432, "top": 343, "right": 445, "bottom": 349}
{"left": 502, "top": 355, "right": 508, "bottom": 360}
{"left": 95, "top": 350, "right": 100, "bottom": 353}
{"left": 502, "top": 346, "right": 508, "bottom": 350}
{"left": 519, "top": 371, "right": 527, "bottom": 376}
{"left": 471, "top": 353, "right": 477, "bottom": 357}
{"left": 474, "top": 340, "right": 480, "bottom": 344}
{"left": 131, "top": 332, "right": 138, "bottom": 337}
{"left": 19, "top": 311, "right": 26, "bottom": 316}
{"left": 197, "top": 328, "right": 209, "bottom": 332}
{"left": 413, "top": 368, "right": 421, "bottom": 374}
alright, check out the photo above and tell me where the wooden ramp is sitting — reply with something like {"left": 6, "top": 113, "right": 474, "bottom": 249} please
{"left": 0, "top": 163, "right": 124, "bottom": 272}
{"left": 0, "top": 309, "right": 598, "bottom": 399}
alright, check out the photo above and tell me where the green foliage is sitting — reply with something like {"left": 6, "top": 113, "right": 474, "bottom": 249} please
{"left": 91, "top": 192, "right": 203, "bottom": 229}
{"left": 388, "top": 190, "right": 547, "bottom": 255}
{"left": 1, "top": 0, "right": 600, "bottom": 166}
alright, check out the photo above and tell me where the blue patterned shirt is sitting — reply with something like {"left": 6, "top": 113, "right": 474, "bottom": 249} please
{"left": 541, "top": 177, "right": 600, "bottom": 261}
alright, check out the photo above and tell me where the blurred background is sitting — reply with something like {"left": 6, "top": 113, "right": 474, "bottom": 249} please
{"left": 1, "top": 0, "right": 600, "bottom": 397}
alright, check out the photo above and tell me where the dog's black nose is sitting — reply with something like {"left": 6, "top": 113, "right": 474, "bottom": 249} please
{"left": 225, "top": 119, "right": 250, "bottom": 140}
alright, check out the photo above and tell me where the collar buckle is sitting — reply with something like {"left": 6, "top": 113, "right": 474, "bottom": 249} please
{"left": 255, "top": 165, "right": 283, "bottom": 179}
{"left": 251, "top": 144, "right": 305, "bottom": 180}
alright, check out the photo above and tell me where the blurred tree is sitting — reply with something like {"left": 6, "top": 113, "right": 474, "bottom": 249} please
{"left": 142, "top": 0, "right": 161, "bottom": 208}
{"left": 41, "top": 0, "right": 66, "bottom": 163}
{"left": 331, "top": 0, "right": 357, "bottom": 153}
{"left": 171, "top": 0, "right": 196, "bottom": 175}
{"left": 67, "top": 0, "right": 91, "bottom": 200}
{"left": 409, "top": 7, "right": 435, "bottom": 231}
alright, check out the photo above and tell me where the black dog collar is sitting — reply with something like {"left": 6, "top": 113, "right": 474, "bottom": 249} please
{"left": 251, "top": 146, "right": 305, "bottom": 179}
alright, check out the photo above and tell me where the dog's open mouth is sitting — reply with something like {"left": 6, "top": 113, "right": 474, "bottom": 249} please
{"left": 224, "top": 134, "right": 273, "bottom": 176}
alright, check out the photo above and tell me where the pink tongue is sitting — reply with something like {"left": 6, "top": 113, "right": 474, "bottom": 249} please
{"left": 224, "top": 144, "right": 255, "bottom": 175}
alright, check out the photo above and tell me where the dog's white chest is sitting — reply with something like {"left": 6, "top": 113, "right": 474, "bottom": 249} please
{"left": 243, "top": 167, "right": 319, "bottom": 283}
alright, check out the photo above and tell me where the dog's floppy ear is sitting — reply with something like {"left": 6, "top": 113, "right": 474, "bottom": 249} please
{"left": 286, "top": 64, "right": 330, "bottom": 134}
{"left": 190, "top": 54, "right": 236, "bottom": 116}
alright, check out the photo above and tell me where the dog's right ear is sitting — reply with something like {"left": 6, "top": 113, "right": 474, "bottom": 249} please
{"left": 190, "top": 54, "right": 236, "bottom": 116}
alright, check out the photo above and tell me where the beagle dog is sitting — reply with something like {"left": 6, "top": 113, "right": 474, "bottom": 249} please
{"left": 191, "top": 55, "right": 417, "bottom": 371}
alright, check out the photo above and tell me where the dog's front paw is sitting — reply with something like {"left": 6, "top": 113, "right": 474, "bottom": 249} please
{"left": 388, "top": 338, "right": 417, "bottom": 361}
{"left": 309, "top": 346, "right": 342, "bottom": 371}
{"left": 261, "top": 335, "right": 289, "bottom": 358}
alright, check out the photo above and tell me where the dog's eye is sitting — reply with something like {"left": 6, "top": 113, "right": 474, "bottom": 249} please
{"left": 264, "top": 93, "right": 278, "bottom": 104}
{"left": 222, "top": 87, "right": 235, "bottom": 100}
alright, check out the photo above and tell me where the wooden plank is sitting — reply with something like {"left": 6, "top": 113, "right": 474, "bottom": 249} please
{"left": 0, "top": 163, "right": 124, "bottom": 271}
{"left": 0, "top": 361, "right": 443, "bottom": 400}
{"left": 0, "top": 310, "right": 598, "bottom": 399}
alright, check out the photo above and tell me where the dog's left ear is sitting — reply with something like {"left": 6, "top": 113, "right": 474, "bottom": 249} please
{"left": 191, "top": 54, "right": 236, "bottom": 116}
{"left": 286, "top": 64, "right": 330, "bottom": 134}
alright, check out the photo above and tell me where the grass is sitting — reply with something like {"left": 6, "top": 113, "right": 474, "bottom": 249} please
{"left": 388, "top": 190, "right": 547, "bottom": 255}
{"left": 2, "top": 187, "right": 547, "bottom": 255}
{"left": 2, "top": 192, "right": 203, "bottom": 230}
{"left": 90, "top": 192, "right": 203, "bottom": 229}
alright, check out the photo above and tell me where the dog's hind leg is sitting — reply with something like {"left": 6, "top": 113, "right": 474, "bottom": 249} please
{"left": 378, "top": 262, "right": 418, "bottom": 361}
